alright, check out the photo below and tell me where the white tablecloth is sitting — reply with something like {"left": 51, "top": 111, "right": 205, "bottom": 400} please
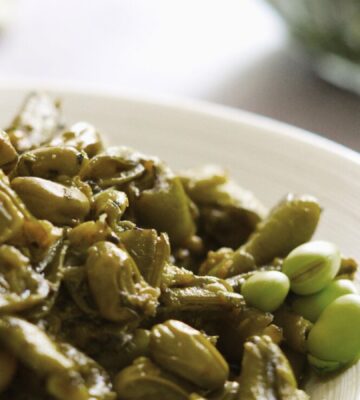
{"left": 0, "top": 0, "right": 359, "bottom": 150}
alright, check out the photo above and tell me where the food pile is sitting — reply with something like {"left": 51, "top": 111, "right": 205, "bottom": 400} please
{"left": 0, "top": 93, "right": 359, "bottom": 400}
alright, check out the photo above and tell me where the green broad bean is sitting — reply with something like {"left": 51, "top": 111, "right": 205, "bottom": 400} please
{"left": 150, "top": 320, "right": 229, "bottom": 390}
{"left": 307, "top": 294, "right": 360, "bottom": 373}
{"left": 282, "top": 240, "right": 341, "bottom": 295}
{"left": 292, "top": 279, "right": 358, "bottom": 322}
{"left": 241, "top": 271, "right": 290, "bottom": 312}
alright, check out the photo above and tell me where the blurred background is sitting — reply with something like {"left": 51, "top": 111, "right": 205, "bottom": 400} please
{"left": 0, "top": 0, "right": 359, "bottom": 150}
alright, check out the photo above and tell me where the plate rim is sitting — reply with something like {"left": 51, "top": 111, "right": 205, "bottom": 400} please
{"left": 0, "top": 77, "right": 359, "bottom": 166}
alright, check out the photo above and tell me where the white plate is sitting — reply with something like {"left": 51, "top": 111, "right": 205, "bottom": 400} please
{"left": 0, "top": 82, "right": 359, "bottom": 399}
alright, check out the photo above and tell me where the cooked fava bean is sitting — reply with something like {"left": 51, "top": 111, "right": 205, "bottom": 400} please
{"left": 0, "top": 245, "right": 49, "bottom": 313}
{"left": 93, "top": 189, "right": 128, "bottom": 226}
{"left": 274, "top": 307, "right": 313, "bottom": 354}
{"left": 0, "top": 316, "right": 73, "bottom": 373}
{"left": 47, "top": 343, "right": 116, "bottom": 400}
{"left": 0, "top": 171, "right": 62, "bottom": 257}
{"left": 0, "top": 130, "right": 18, "bottom": 172}
{"left": 134, "top": 173, "right": 196, "bottom": 246}
{"left": 237, "top": 335, "right": 308, "bottom": 400}
{"left": 150, "top": 320, "right": 229, "bottom": 390}
{"left": 119, "top": 228, "right": 170, "bottom": 287}
{"left": 160, "top": 282, "right": 244, "bottom": 313}
{"left": 243, "top": 194, "right": 321, "bottom": 265}
{"left": 68, "top": 220, "right": 116, "bottom": 251}
{"left": 180, "top": 165, "right": 267, "bottom": 248}
{"left": 86, "top": 241, "right": 160, "bottom": 322}
{"left": 282, "top": 241, "right": 341, "bottom": 295}
{"left": 80, "top": 146, "right": 146, "bottom": 187}
{"left": 179, "top": 165, "right": 228, "bottom": 193}
{"left": 199, "top": 248, "right": 255, "bottom": 279}
{"left": 11, "top": 177, "right": 90, "bottom": 226}
{"left": 0, "top": 187, "right": 24, "bottom": 244}
{"left": 0, "top": 317, "right": 116, "bottom": 399}
{"left": 14, "top": 146, "right": 88, "bottom": 179}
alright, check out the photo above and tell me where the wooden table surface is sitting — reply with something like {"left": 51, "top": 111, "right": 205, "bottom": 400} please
{"left": 0, "top": 0, "right": 359, "bottom": 150}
